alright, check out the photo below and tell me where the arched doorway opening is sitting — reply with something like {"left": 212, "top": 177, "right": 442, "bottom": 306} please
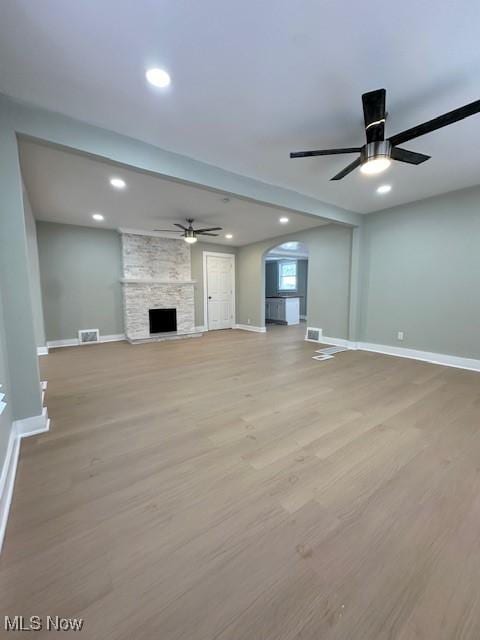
{"left": 262, "top": 241, "right": 309, "bottom": 333}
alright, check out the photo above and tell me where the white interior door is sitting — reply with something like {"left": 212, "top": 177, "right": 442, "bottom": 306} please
{"left": 206, "top": 254, "right": 235, "bottom": 330}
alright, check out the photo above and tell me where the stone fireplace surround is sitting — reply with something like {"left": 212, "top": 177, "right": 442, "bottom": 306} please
{"left": 120, "top": 231, "right": 200, "bottom": 343}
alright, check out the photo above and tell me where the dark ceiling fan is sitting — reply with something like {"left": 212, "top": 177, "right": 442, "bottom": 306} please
{"left": 290, "top": 89, "right": 480, "bottom": 180}
{"left": 154, "top": 218, "right": 222, "bottom": 244}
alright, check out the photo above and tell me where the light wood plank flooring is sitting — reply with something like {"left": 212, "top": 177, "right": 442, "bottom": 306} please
{"left": 2, "top": 325, "right": 480, "bottom": 639}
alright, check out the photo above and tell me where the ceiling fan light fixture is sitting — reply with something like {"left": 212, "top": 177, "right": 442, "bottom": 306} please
{"left": 360, "top": 140, "right": 392, "bottom": 175}
{"left": 184, "top": 227, "right": 198, "bottom": 244}
{"left": 155, "top": 218, "right": 222, "bottom": 240}
{"left": 360, "top": 157, "right": 391, "bottom": 175}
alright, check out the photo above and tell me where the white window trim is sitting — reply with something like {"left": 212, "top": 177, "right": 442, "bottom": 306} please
{"left": 277, "top": 259, "right": 298, "bottom": 293}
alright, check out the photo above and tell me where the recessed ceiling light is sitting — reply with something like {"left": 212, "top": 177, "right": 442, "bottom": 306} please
{"left": 146, "top": 68, "right": 171, "bottom": 88}
{"left": 92, "top": 213, "right": 104, "bottom": 221}
{"left": 279, "top": 217, "right": 289, "bottom": 224}
{"left": 360, "top": 158, "right": 391, "bottom": 175}
{"left": 225, "top": 233, "right": 233, "bottom": 239}
{"left": 110, "top": 177, "right": 126, "bottom": 189}
{"left": 376, "top": 184, "right": 392, "bottom": 194}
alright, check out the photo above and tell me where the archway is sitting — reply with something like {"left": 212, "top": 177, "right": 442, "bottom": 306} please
{"left": 261, "top": 240, "right": 309, "bottom": 332}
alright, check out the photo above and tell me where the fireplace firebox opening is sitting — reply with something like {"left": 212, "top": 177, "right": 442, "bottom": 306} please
{"left": 149, "top": 308, "right": 177, "bottom": 334}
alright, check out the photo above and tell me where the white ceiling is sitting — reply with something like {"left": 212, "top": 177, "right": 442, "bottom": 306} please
{"left": 2, "top": 1, "right": 480, "bottom": 213}
{"left": 267, "top": 242, "right": 309, "bottom": 260}
{"left": 19, "top": 140, "right": 327, "bottom": 246}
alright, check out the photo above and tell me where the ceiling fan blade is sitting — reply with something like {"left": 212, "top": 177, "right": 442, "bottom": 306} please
{"left": 389, "top": 99, "right": 480, "bottom": 147}
{"left": 153, "top": 229, "right": 182, "bottom": 233}
{"left": 174, "top": 223, "right": 188, "bottom": 230}
{"left": 330, "top": 157, "right": 361, "bottom": 181}
{"left": 290, "top": 147, "right": 361, "bottom": 158}
{"left": 362, "top": 88, "right": 386, "bottom": 143}
{"left": 391, "top": 147, "right": 430, "bottom": 165}
{"left": 198, "top": 232, "right": 219, "bottom": 236}
{"left": 195, "top": 227, "right": 223, "bottom": 233}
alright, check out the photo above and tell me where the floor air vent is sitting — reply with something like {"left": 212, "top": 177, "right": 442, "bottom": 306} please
{"left": 305, "top": 327, "right": 322, "bottom": 342}
{"left": 78, "top": 329, "right": 100, "bottom": 344}
{"left": 312, "top": 345, "right": 348, "bottom": 362}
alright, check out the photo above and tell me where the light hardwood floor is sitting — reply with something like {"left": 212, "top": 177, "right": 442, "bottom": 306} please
{"left": 2, "top": 325, "right": 480, "bottom": 639}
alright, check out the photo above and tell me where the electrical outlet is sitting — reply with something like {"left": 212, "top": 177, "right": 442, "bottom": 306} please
{"left": 397, "top": 331, "right": 404, "bottom": 341}
{"left": 247, "top": 318, "right": 251, "bottom": 325}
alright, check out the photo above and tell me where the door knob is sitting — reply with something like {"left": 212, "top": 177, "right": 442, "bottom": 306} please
{"left": 208, "top": 296, "right": 212, "bottom": 299}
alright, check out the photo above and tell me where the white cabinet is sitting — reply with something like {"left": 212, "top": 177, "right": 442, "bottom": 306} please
{"left": 284, "top": 298, "right": 300, "bottom": 325}
{"left": 265, "top": 297, "right": 300, "bottom": 325}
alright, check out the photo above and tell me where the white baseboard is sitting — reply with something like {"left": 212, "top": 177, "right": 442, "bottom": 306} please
{"left": 15, "top": 408, "right": 50, "bottom": 439}
{"left": 37, "top": 346, "right": 49, "bottom": 356}
{"left": 319, "top": 335, "right": 353, "bottom": 349}
{"left": 0, "top": 410, "right": 50, "bottom": 552}
{"left": 41, "top": 381, "right": 47, "bottom": 405}
{"left": 307, "top": 330, "right": 480, "bottom": 373}
{"left": 47, "top": 338, "right": 78, "bottom": 348}
{"left": 233, "top": 324, "right": 267, "bottom": 333}
{"left": 100, "top": 333, "right": 126, "bottom": 343}
{"left": 47, "top": 333, "right": 126, "bottom": 348}
{"left": 195, "top": 325, "right": 208, "bottom": 332}
{"left": 0, "top": 428, "right": 20, "bottom": 553}
{"left": 357, "top": 341, "right": 480, "bottom": 373}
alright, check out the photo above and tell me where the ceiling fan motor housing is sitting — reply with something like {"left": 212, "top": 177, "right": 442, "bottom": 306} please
{"left": 361, "top": 140, "right": 392, "bottom": 164}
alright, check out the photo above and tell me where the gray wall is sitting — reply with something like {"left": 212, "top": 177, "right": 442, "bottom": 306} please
{"left": 297, "top": 259, "right": 308, "bottom": 316}
{"left": 265, "top": 261, "right": 278, "bottom": 299}
{"left": 0, "top": 106, "right": 42, "bottom": 422}
{"left": 0, "top": 288, "right": 13, "bottom": 473}
{"left": 238, "top": 224, "right": 352, "bottom": 337}
{"left": 36, "top": 225, "right": 238, "bottom": 338}
{"left": 265, "top": 258, "right": 308, "bottom": 316}
{"left": 360, "top": 185, "right": 480, "bottom": 358}
{"left": 23, "top": 185, "right": 46, "bottom": 348}
{"left": 190, "top": 241, "right": 237, "bottom": 327}
{"left": 37, "top": 222, "right": 124, "bottom": 341}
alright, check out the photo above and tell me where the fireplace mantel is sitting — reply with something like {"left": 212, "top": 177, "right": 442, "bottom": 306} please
{"left": 121, "top": 278, "right": 196, "bottom": 285}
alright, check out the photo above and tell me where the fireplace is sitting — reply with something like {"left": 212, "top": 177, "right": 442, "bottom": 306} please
{"left": 120, "top": 233, "right": 196, "bottom": 342}
{"left": 149, "top": 308, "right": 177, "bottom": 334}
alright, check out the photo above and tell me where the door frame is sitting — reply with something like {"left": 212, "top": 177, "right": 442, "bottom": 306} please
{"left": 202, "top": 251, "right": 236, "bottom": 331}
